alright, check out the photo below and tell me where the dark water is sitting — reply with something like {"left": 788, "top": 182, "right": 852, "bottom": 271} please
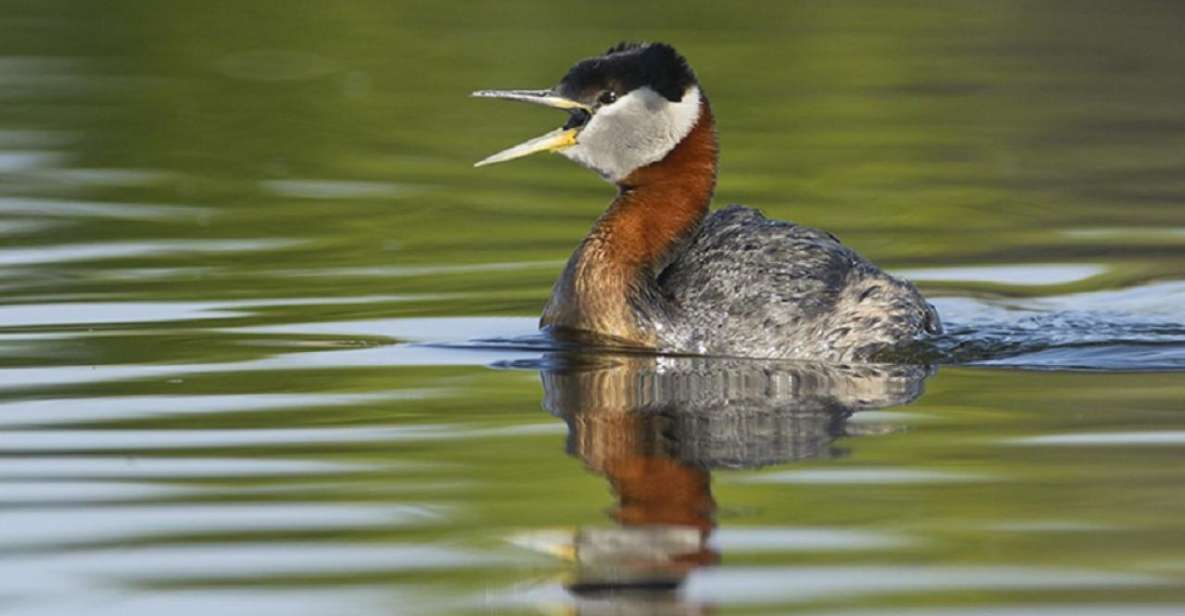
{"left": 2, "top": 1, "right": 1185, "bottom": 614}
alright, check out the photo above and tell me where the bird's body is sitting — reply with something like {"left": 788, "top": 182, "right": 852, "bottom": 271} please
{"left": 656, "top": 205, "right": 939, "bottom": 361}
{"left": 476, "top": 42, "right": 940, "bottom": 362}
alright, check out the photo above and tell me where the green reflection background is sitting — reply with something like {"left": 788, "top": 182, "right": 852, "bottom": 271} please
{"left": 5, "top": 0, "right": 1184, "bottom": 311}
{"left": 1, "top": 2, "right": 1185, "bottom": 613}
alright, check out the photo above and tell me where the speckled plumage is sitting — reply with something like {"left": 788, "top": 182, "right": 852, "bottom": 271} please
{"left": 653, "top": 205, "right": 942, "bottom": 362}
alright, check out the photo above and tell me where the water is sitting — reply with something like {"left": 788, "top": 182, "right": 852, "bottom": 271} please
{"left": 2, "top": 1, "right": 1185, "bottom": 614}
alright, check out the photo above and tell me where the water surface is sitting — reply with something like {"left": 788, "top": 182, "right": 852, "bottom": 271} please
{"left": 2, "top": 1, "right": 1185, "bottom": 614}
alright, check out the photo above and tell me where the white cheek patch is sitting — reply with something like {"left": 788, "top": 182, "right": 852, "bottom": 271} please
{"left": 560, "top": 86, "right": 701, "bottom": 183}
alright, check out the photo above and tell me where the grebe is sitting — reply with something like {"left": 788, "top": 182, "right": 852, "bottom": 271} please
{"left": 474, "top": 42, "right": 941, "bottom": 362}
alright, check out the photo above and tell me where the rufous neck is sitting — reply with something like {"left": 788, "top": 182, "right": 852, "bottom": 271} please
{"left": 594, "top": 100, "right": 718, "bottom": 273}
{"left": 540, "top": 99, "right": 718, "bottom": 345}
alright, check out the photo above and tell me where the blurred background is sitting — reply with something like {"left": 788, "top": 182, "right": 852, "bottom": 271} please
{"left": 2, "top": 1, "right": 1185, "bottom": 615}
{"left": 5, "top": 0, "right": 1185, "bottom": 309}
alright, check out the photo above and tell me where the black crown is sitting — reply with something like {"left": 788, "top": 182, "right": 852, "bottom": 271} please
{"left": 560, "top": 42, "right": 697, "bottom": 103}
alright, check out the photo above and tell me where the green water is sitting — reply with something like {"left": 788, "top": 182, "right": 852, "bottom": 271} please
{"left": 2, "top": 1, "right": 1185, "bottom": 614}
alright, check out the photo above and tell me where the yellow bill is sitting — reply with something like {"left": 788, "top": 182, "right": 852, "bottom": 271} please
{"left": 471, "top": 89, "right": 589, "bottom": 167}
{"left": 473, "top": 127, "right": 579, "bottom": 168}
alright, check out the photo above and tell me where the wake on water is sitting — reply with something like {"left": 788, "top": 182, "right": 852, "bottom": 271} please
{"left": 458, "top": 281, "right": 1185, "bottom": 372}
{"left": 926, "top": 280, "right": 1185, "bottom": 370}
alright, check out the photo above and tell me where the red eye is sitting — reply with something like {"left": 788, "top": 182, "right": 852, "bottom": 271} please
{"left": 597, "top": 90, "right": 617, "bottom": 105}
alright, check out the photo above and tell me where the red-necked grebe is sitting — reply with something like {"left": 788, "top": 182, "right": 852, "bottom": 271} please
{"left": 473, "top": 42, "right": 941, "bottom": 361}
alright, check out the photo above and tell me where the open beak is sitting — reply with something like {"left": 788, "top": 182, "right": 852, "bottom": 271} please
{"left": 471, "top": 89, "right": 591, "bottom": 167}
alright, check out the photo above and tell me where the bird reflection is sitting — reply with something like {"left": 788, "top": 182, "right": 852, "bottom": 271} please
{"left": 537, "top": 353, "right": 931, "bottom": 611}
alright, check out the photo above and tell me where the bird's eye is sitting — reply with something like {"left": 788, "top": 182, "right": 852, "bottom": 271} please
{"left": 597, "top": 90, "right": 617, "bottom": 106}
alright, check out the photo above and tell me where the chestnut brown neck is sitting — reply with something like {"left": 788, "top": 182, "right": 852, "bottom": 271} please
{"left": 541, "top": 100, "right": 718, "bottom": 345}
{"left": 600, "top": 101, "right": 719, "bottom": 272}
